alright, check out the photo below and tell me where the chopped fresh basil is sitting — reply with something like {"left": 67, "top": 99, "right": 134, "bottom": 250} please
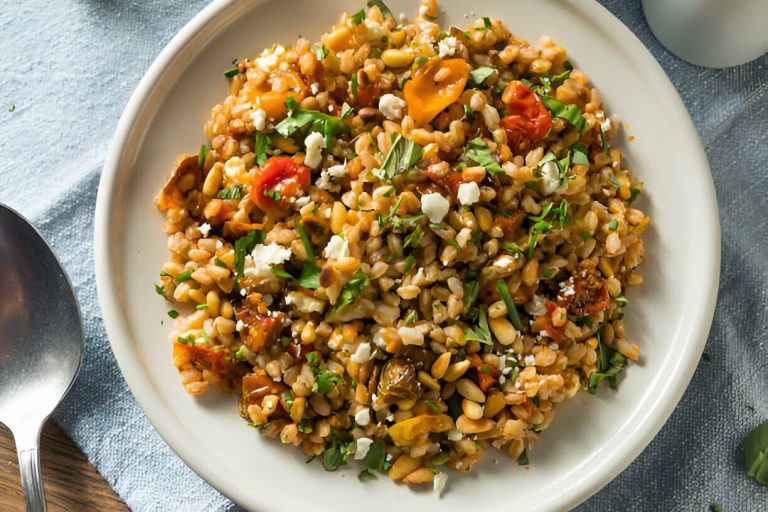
{"left": 322, "top": 439, "right": 350, "bottom": 471}
{"left": 350, "top": 8, "right": 366, "bottom": 25}
{"left": 744, "top": 420, "right": 768, "bottom": 486}
{"left": 380, "top": 134, "right": 423, "bottom": 180}
{"left": 581, "top": 230, "right": 591, "bottom": 241}
{"left": 378, "top": 195, "right": 405, "bottom": 228}
{"left": 176, "top": 270, "right": 193, "bottom": 283}
{"left": 233, "top": 346, "right": 246, "bottom": 360}
{"left": 464, "top": 309, "right": 493, "bottom": 345}
{"left": 296, "top": 222, "right": 314, "bottom": 260}
{"left": 469, "top": 66, "right": 496, "bottom": 85}
{"left": 501, "top": 241, "right": 525, "bottom": 257}
{"left": 312, "top": 44, "right": 330, "bottom": 61}
{"left": 404, "top": 309, "right": 418, "bottom": 325}
{"left": 297, "top": 262, "right": 321, "bottom": 289}
{"left": 613, "top": 295, "right": 629, "bottom": 307}
{"left": 367, "top": 0, "right": 393, "bottom": 19}
{"left": 263, "top": 189, "right": 281, "bottom": 201}
{"left": 350, "top": 71, "right": 359, "bottom": 100}
{"left": 608, "top": 219, "right": 619, "bottom": 231}
{"left": 167, "top": 310, "right": 179, "bottom": 319}
{"left": 496, "top": 279, "right": 524, "bottom": 331}
{"left": 541, "top": 96, "right": 587, "bottom": 133}
{"left": 214, "top": 257, "right": 228, "bottom": 268}
{"left": 269, "top": 264, "right": 294, "bottom": 280}
{"left": 482, "top": 200, "right": 511, "bottom": 218}
{"left": 414, "top": 55, "right": 428, "bottom": 66}
{"left": 463, "top": 103, "right": 474, "bottom": 121}
{"left": 254, "top": 132, "right": 272, "bottom": 166}
{"left": 403, "top": 224, "right": 424, "bottom": 251}
{"left": 326, "top": 269, "right": 370, "bottom": 321}
{"left": 223, "top": 65, "right": 241, "bottom": 78}
{"left": 463, "top": 272, "right": 480, "bottom": 315}
{"left": 609, "top": 173, "right": 621, "bottom": 188}
{"left": 196, "top": 304, "right": 209, "bottom": 311}
{"left": 572, "top": 142, "right": 589, "bottom": 166}
{"left": 539, "top": 69, "right": 571, "bottom": 92}
{"left": 198, "top": 144, "right": 207, "bottom": 169}
{"left": 234, "top": 230, "right": 265, "bottom": 288}
{"left": 363, "top": 441, "right": 388, "bottom": 474}
{"left": 154, "top": 283, "right": 164, "bottom": 295}
{"left": 628, "top": 186, "right": 642, "bottom": 205}
{"left": 465, "top": 138, "right": 503, "bottom": 174}
{"left": 482, "top": 16, "right": 492, "bottom": 31}
{"left": 340, "top": 102, "right": 354, "bottom": 119}
{"left": 217, "top": 184, "right": 243, "bottom": 200}
{"left": 313, "top": 367, "right": 344, "bottom": 394}
{"left": 588, "top": 325, "right": 628, "bottom": 393}
{"left": 248, "top": 422, "right": 272, "bottom": 429}
{"left": 403, "top": 254, "right": 416, "bottom": 275}
{"left": 542, "top": 268, "right": 556, "bottom": 279}
{"left": 298, "top": 419, "right": 314, "bottom": 434}
{"left": 517, "top": 449, "right": 529, "bottom": 466}
{"left": 372, "top": 47, "right": 382, "bottom": 58}
{"left": 383, "top": 187, "right": 395, "bottom": 198}
{"left": 552, "top": 200, "right": 570, "bottom": 228}
{"left": 275, "top": 107, "right": 350, "bottom": 150}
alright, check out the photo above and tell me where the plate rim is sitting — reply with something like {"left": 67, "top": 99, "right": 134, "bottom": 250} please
{"left": 94, "top": 0, "right": 721, "bottom": 509}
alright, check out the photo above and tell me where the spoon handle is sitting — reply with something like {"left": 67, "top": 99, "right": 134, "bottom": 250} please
{"left": 16, "top": 437, "right": 47, "bottom": 512}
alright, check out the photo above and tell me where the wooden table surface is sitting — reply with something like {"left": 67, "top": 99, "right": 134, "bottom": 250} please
{"left": 0, "top": 421, "right": 127, "bottom": 511}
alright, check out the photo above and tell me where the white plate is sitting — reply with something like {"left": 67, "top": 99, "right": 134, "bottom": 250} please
{"left": 94, "top": 1, "right": 720, "bottom": 510}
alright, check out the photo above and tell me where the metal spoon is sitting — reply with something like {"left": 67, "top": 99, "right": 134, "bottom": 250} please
{"left": 0, "top": 204, "right": 84, "bottom": 512}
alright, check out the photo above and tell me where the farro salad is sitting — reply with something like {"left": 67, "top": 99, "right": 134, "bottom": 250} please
{"left": 154, "top": 0, "right": 649, "bottom": 493}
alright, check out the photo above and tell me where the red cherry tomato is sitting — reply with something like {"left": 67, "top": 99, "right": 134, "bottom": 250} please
{"left": 251, "top": 156, "right": 311, "bottom": 214}
{"left": 500, "top": 81, "right": 552, "bottom": 154}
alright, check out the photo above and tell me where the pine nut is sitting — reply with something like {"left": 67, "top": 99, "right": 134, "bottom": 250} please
{"left": 456, "top": 415, "right": 494, "bottom": 434}
{"left": 462, "top": 399, "right": 484, "bottom": 420}
{"left": 443, "top": 360, "right": 471, "bottom": 382}
{"left": 430, "top": 352, "right": 451, "bottom": 380}
{"left": 456, "top": 378, "right": 485, "bottom": 403}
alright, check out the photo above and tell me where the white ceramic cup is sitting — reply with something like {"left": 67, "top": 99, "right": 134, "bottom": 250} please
{"left": 642, "top": 0, "right": 768, "bottom": 68}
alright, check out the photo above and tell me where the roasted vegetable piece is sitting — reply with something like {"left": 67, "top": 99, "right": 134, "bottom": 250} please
{"left": 245, "top": 69, "right": 306, "bottom": 121}
{"left": 155, "top": 154, "right": 201, "bottom": 211}
{"left": 251, "top": 156, "right": 311, "bottom": 215}
{"left": 242, "top": 370, "right": 288, "bottom": 406}
{"left": 377, "top": 357, "right": 421, "bottom": 404}
{"left": 235, "top": 295, "right": 285, "bottom": 352}
{"left": 388, "top": 413, "right": 454, "bottom": 446}
{"left": 404, "top": 58, "right": 469, "bottom": 125}
{"left": 559, "top": 270, "right": 610, "bottom": 316}
{"left": 466, "top": 353, "right": 501, "bottom": 392}
{"left": 500, "top": 81, "right": 552, "bottom": 154}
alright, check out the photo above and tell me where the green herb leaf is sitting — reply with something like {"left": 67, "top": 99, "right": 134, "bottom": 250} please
{"left": 326, "top": 269, "right": 370, "bottom": 321}
{"left": 351, "top": 71, "right": 359, "bottom": 100}
{"left": 464, "top": 309, "right": 493, "bottom": 345}
{"left": 608, "top": 219, "right": 619, "bottom": 231}
{"left": 404, "top": 309, "right": 418, "bottom": 325}
{"left": 588, "top": 325, "right": 629, "bottom": 393}
{"left": 350, "top": 8, "right": 366, "bottom": 25}
{"left": 465, "top": 138, "right": 503, "bottom": 174}
{"left": 572, "top": 142, "right": 589, "bottom": 166}
{"left": 340, "top": 102, "right": 354, "bottom": 119}
{"left": 517, "top": 449, "right": 529, "bottom": 466}
{"left": 154, "top": 283, "right": 165, "bottom": 295}
{"left": 403, "top": 224, "right": 424, "bottom": 251}
{"left": 367, "top": 0, "right": 393, "bottom": 19}
{"left": 298, "top": 419, "right": 314, "bottom": 434}
{"left": 469, "top": 67, "right": 496, "bottom": 85}
{"left": 463, "top": 104, "right": 474, "bottom": 121}
{"left": 296, "top": 222, "right": 314, "bottom": 260}
{"left": 167, "top": 310, "right": 179, "bottom": 319}
{"left": 196, "top": 304, "right": 209, "bottom": 311}
{"left": 217, "top": 184, "right": 243, "bottom": 200}
{"left": 8, "top": 102, "right": 16, "bottom": 113}
{"left": 414, "top": 55, "right": 428, "bottom": 67}
{"left": 599, "top": 125, "right": 609, "bottom": 153}
{"left": 403, "top": 254, "right": 416, "bottom": 275}
{"left": 363, "top": 441, "right": 388, "bottom": 473}
{"left": 613, "top": 295, "right": 629, "bottom": 307}
{"left": 744, "top": 420, "right": 768, "bottom": 486}
{"left": 322, "top": 441, "right": 346, "bottom": 471}
{"left": 269, "top": 264, "right": 294, "bottom": 279}
{"left": 463, "top": 272, "right": 480, "bottom": 315}
{"left": 275, "top": 107, "right": 349, "bottom": 149}
{"left": 313, "top": 367, "right": 344, "bottom": 394}
{"left": 539, "top": 68, "right": 571, "bottom": 92}
{"left": 482, "top": 16, "right": 492, "bottom": 31}
{"left": 214, "top": 257, "right": 228, "bottom": 268}
{"left": 312, "top": 44, "right": 330, "bottom": 61}
{"left": 223, "top": 65, "right": 241, "bottom": 78}
{"left": 496, "top": 279, "right": 524, "bottom": 331}
{"left": 380, "top": 134, "right": 423, "bottom": 181}
{"left": 297, "top": 262, "right": 322, "bottom": 289}
{"left": 541, "top": 96, "right": 587, "bottom": 133}
{"left": 628, "top": 186, "right": 642, "bottom": 205}
{"left": 248, "top": 421, "right": 272, "bottom": 429}
{"left": 254, "top": 132, "right": 272, "bottom": 166}
{"left": 542, "top": 268, "right": 556, "bottom": 279}
{"left": 263, "top": 189, "right": 281, "bottom": 201}
{"left": 234, "top": 230, "right": 265, "bottom": 288}
{"left": 198, "top": 144, "right": 207, "bottom": 170}
{"left": 176, "top": 270, "right": 193, "bottom": 283}
{"left": 581, "top": 230, "right": 591, "bottom": 241}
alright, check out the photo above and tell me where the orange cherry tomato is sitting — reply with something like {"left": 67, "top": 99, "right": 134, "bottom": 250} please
{"left": 246, "top": 69, "right": 306, "bottom": 121}
{"left": 251, "top": 156, "right": 311, "bottom": 215}
{"left": 404, "top": 58, "right": 469, "bottom": 125}
{"left": 500, "top": 81, "right": 552, "bottom": 154}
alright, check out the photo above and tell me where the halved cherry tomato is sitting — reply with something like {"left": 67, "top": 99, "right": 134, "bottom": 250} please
{"left": 245, "top": 69, "right": 306, "bottom": 121}
{"left": 558, "top": 271, "right": 610, "bottom": 316}
{"left": 251, "top": 156, "right": 311, "bottom": 215}
{"left": 173, "top": 342, "right": 230, "bottom": 377}
{"left": 404, "top": 58, "right": 469, "bottom": 125}
{"left": 500, "top": 81, "right": 552, "bottom": 154}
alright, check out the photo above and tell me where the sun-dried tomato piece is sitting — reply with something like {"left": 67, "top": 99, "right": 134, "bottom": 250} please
{"left": 467, "top": 353, "right": 501, "bottom": 392}
{"left": 560, "top": 271, "right": 610, "bottom": 316}
{"left": 235, "top": 295, "right": 285, "bottom": 352}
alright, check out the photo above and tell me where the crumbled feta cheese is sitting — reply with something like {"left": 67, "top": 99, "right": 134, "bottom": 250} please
{"left": 315, "top": 169, "right": 334, "bottom": 190}
{"left": 236, "top": 320, "right": 245, "bottom": 332}
{"left": 351, "top": 342, "right": 372, "bottom": 364}
{"left": 354, "top": 437, "right": 373, "bottom": 460}
{"left": 295, "top": 196, "right": 310, "bottom": 207}
{"left": 418, "top": 4, "right": 429, "bottom": 15}
{"left": 457, "top": 181, "right": 480, "bottom": 205}
{"left": 243, "top": 243, "right": 292, "bottom": 281}
{"left": 433, "top": 471, "right": 448, "bottom": 496}
{"left": 525, "top": 294, "right": 548, "bottom": 316}
{"left": 438, "top": 36, "right": 459, "bottom": 58}
{"left": 371, "top": 327, "right": 387, "bottom": 349}
{"left": 420, "top": 193, "right": 450, "bottom": 223}
{"left": 494, "top": 255, "right": 515, "bottom": 269}
{"left": 525, "top": 354, "right": 536, "bottom": 367}
{"left": 498, "top": 375, "right": 506, "bottom": 385}
{"left": 548, "top": 342, "right": 559, "bottom": 350}
{"left": 540, "top": 161, "right": 563, "bottom": 196}
{"left": 254, "top": 45, "right": 284, "bottom": 70}
{"left": 378, "top": 93, "right": 407, "bottom": 120}
{"left": 324, "top": 235, "right": 349, "bottom": 260}
{"left": 240, "top": 287, "right": 247, "bottom": 297}
{"left": 327, "top": 162, "right": 347, "bottom": 177}
{"left": 216, "top": 240, "right": 223, "bottom": 249}
{"left": 601, "top": 117, "right": 612, "bottom": 134}
{"left": 284, "top": 291, "right": 326, "bottom": 314}
{"left": 355, "top": 408, "right": 371, "bottom": 426}
{"left": 251, "top": 108, "right": 267, "bottom": 131}
{"left": 447, "top": 429, "right": 463, "bottom": 441}
{"left": 199, "top": 223, "right": 211, "bottom": 237}
{"left": 310, "top": 82, "right": 320, "bottom": 95}
{"left": 304, "top": 132, "right": 325, "bottom": 169}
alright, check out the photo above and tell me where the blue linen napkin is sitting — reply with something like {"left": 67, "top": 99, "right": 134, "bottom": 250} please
{"left": 0, "top": 1, "right": 765, "bottom": 510}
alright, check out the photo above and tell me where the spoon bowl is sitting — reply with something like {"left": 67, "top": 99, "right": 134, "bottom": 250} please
{"left": 0, "top": 204, "right": 84, "bottom": 511}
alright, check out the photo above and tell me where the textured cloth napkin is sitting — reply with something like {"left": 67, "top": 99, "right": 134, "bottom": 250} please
{"left": 1, "top": 0, "right": 765, "bottom": 510}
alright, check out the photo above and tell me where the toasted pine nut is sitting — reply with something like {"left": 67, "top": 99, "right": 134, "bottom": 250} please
{"left": 403, "top": 467, "right": 435, "bottom": 485}
{"left": 462, "top": 399, "right": 484, "bottom": 420}
{"left": 417, "top": 371, "right": 441, "bottom": 391}
{"left": 456, "top": 378, "right": 485, "bottom": 403}
{"left": 430, "top": 352, "right": 452, "bottom": 380}
{"left": 443, "top": 360, "right": 471, "bottom": 382}
{"left": 388, "top": 455, "right": 423, "bottom": 480}
{"left": 456, "top": 415, "right": 495, "bottom": 434}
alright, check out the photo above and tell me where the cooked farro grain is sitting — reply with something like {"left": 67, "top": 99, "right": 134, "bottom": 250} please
{"left": 153, "top": 0, "right": 649, "bottom": 492}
